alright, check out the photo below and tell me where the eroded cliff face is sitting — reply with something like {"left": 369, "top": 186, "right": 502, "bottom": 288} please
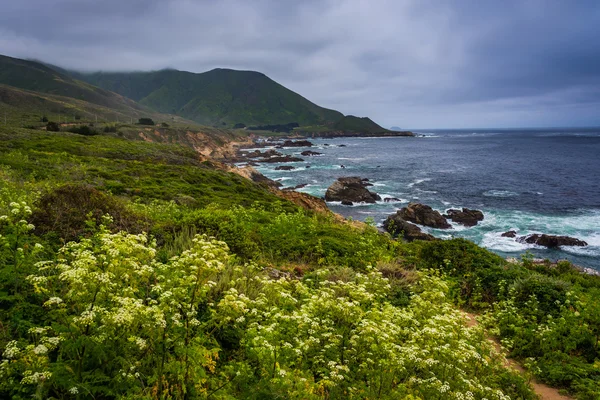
{"left": 135, "top": 127, "right": 255, "bottom": 160}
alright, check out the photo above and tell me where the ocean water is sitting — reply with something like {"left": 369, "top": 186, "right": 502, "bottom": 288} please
{"left": 251, "top": 128, "right": 600, "bottom": 270}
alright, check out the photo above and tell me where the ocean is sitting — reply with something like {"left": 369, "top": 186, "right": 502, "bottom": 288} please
{"left": 249, "top": 128, "right": 600, "bottom": 270}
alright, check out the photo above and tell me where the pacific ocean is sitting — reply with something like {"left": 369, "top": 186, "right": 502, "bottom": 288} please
{"left": 250, "top": 128, "right": 600, "bottom": 270}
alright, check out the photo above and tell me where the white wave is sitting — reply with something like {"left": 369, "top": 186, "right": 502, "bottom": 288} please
{"left": 326, "top": 201, "right": 378, "bottom": 207}
{"left": 372, "top": 183, "right": 387, "bottom": 187}
{"left": 480, "top": 232, "right": 533, "bottom": 253}
{"left": 407, "top": 178, "right": 432, "bottom": 188}
{"left": 483, "top": 189, "right": 519, "bottom": 198}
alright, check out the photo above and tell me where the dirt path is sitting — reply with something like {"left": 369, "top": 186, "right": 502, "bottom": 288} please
{"left": 463, "top": 313, "right": 573, "bottom": 400}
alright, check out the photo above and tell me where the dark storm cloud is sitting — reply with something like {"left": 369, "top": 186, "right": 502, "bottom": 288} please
{"left": 1, "top": 0, "right": 599, "bottom": 128}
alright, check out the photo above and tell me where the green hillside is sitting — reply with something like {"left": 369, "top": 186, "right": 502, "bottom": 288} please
{"left": 332, "top": 115, "right": 388, "bottom": 133}
{"left": 0, "top": 55, "right": 150, "bottom": 114}
{"left": 77, "top": 68, "right": 344, "bottom": 127}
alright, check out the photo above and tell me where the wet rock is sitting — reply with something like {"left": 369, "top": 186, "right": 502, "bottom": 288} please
{"left": 341, "top": 200, "right": 354, "bottom": 206}
{"left": 259, "top": 155, "right": 304, "bottom": 163}
{"left": 519, "top": 234, "right": 588, "bottom": 248}
{"left": 384, "top": 197, "right": 402, "bottom": 203}
{"left": 501, "top": 230, "right": 517, "bottom": 238}
{"left": 325, "top": 177, "right": 381, "bottom": 203}
{"left": 383, "top": 213, "right": 436, "bottom": 241}
{"left": 444, "top": 208, "right": 484, "bottom": 227}
{"left": 275, "top": 165, "right": 295, "bottom": 171}
{"left": 282, "top": 140, "right": 313, "bottom": 147}
{"left": 396, "top": 203, "right": 451, "bottom": 229}
{"left": 301, "top": 150, "right": 322, "bottom": 156}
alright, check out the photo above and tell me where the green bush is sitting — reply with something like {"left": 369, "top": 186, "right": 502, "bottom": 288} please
{"left": 137, "top": 117, "right": 155, "bottom": 125}
{"left": 45, "top": 121, "right": 60, "bottom": 132}
{"left": 511, "top": 275, "right": 570, "bottom": 318}
{"left": 67, "top": 125, "right": 97, "bottom": 136}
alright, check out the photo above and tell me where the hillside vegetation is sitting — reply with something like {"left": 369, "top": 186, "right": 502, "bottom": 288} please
{"left": 0, "top": 123, "right": 598, "bottom": 399}
{"left": 78, "top": 68, "right": 344, "bottom": 127}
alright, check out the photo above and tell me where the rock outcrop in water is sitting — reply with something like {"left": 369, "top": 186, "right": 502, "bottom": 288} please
{"left": 501, "top": 230, "right": 517, "bottom": 238}
{"left": 259, "top": 155, "right": 304, "bottom": 163}
{"left": 301, "top": 150, "right": 322, "bottom": 156}
{"left": 281, "top": 140, "right": 313, "bottom": 147}
{"left": 383, "top": 213, "right": 436, "bottom": 241}
{"left": 519, "top": 234, "right": 588, "bottom": 248}
{"left": 444, "top": 208, "right": 484, "bottom": 227}
{"left": 274, "top": 165, "right": 295, "bottom": 171}
{"left": 325, "top": 177, "right": 381, "bottom": 203}
{"left": 397, "top": 203, "right": 451, "bottom": 229}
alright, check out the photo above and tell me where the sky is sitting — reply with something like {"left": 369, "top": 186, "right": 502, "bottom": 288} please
{"left": 1, "top": 0, "right": 599, "bottom": 129}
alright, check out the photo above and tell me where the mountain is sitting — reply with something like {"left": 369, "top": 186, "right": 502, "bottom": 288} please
{"left": 0, "top": 54, "right": 148, "bottom": 113}
{"left": 76, "top": 68, "right": 344, "bottom": 127}
{"left": 0, "top": 54, "right": 209, "bottom": 129}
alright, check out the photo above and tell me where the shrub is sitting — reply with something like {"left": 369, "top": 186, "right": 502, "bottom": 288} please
{"left": 45, "top": 121, "right": 60, "bottom": 132}
{"left": 511, "top": 274, "right": 570, "bottom": 318}
{"left": 67, "top": 125, "right": 97, "bottom": 136}
{"left": 137, "top": 117, "right": 155, "bottom": 125}
{"left": 40, "top": 115, "right": 48, "bottom": 122}
{"left": 103, "top": 124, "right": 118, "bottom": 133}
{"left": 30, "top": 184, "right": 148, "bottom": 241}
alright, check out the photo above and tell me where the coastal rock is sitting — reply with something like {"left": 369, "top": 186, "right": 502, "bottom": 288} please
{"left": 383, "top": 213, "right": 436, "bottom": 241}
{"left": 275, "top": 165, "right": 295, "bottom": 171}
{"left": 397, "top": 203, "right": 451, "bottom": 229}
{"left": 519, "top": 234, "right": 588, "bottom": 248}
{"left": 259, "top": 155, "right": 304, "bottom": 163}
{"left": 341, "top": 200, "right": 354, "bottom": 206}
{"left": 444, "top": 208, "right": 484, "bottom": 227}
{"left": 325, "top": 177, "right": 381, "bottom": 204}
{"left": 282, "top": 140, "right": 313, "bottom": 147}
{"left": 232, "top": 166, "right": 282, "bottom": 188}
{"left": 501, "top": 230, "right": 517, "bottom": 238}
{"left": 301, "top": 150, "right": 322, "bottom": 156}
{"left": 384, "top": 197, "right": 402, "bottom": 203}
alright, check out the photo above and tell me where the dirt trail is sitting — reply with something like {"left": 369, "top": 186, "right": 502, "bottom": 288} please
{"left": 463, "top": 313, "right": 572, "bottom": 400}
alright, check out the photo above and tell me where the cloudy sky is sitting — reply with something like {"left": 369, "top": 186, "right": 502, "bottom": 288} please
{"left": 1, "top": 0, "right": 599, "bottom": 128}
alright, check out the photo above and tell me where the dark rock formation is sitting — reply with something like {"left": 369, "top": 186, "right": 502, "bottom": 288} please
{"left": 396, "top": 203, "right": 451, "bottom": 229}
{"left": 275, "top": 165, "right": 295, "bottom": 171}
{"left": 384, "top": 197, "right": 402, "bottom": 203}
{"left": 383, "top": 213, "right": 436, "bottom": 241}
{"left": 282, "top": 140, "right": 313, "bottom": 147}
{"left": 341, "top": 200, "right": 354, "bottom": 206}
{"left": 301, "top": 150, "right": 322, "bottom": 156}
{"left": 325, "top": 177, "right": 381, "bottom": 203}
{"left": 444, "top": 208, "right": 484, "bottom": 227}
{"left": 519, "top": 234, "right": 588, "bottom": 248}
{"left": 501, "top": 230, "right": 517, "bottom": 238}
{"left": 259, "top": 155, "right": 304, "bottom": 163}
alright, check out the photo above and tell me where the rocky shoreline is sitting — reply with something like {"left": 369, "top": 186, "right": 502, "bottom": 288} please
{"left": 220, "top": 136, "right": 594, "bottom": 274}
